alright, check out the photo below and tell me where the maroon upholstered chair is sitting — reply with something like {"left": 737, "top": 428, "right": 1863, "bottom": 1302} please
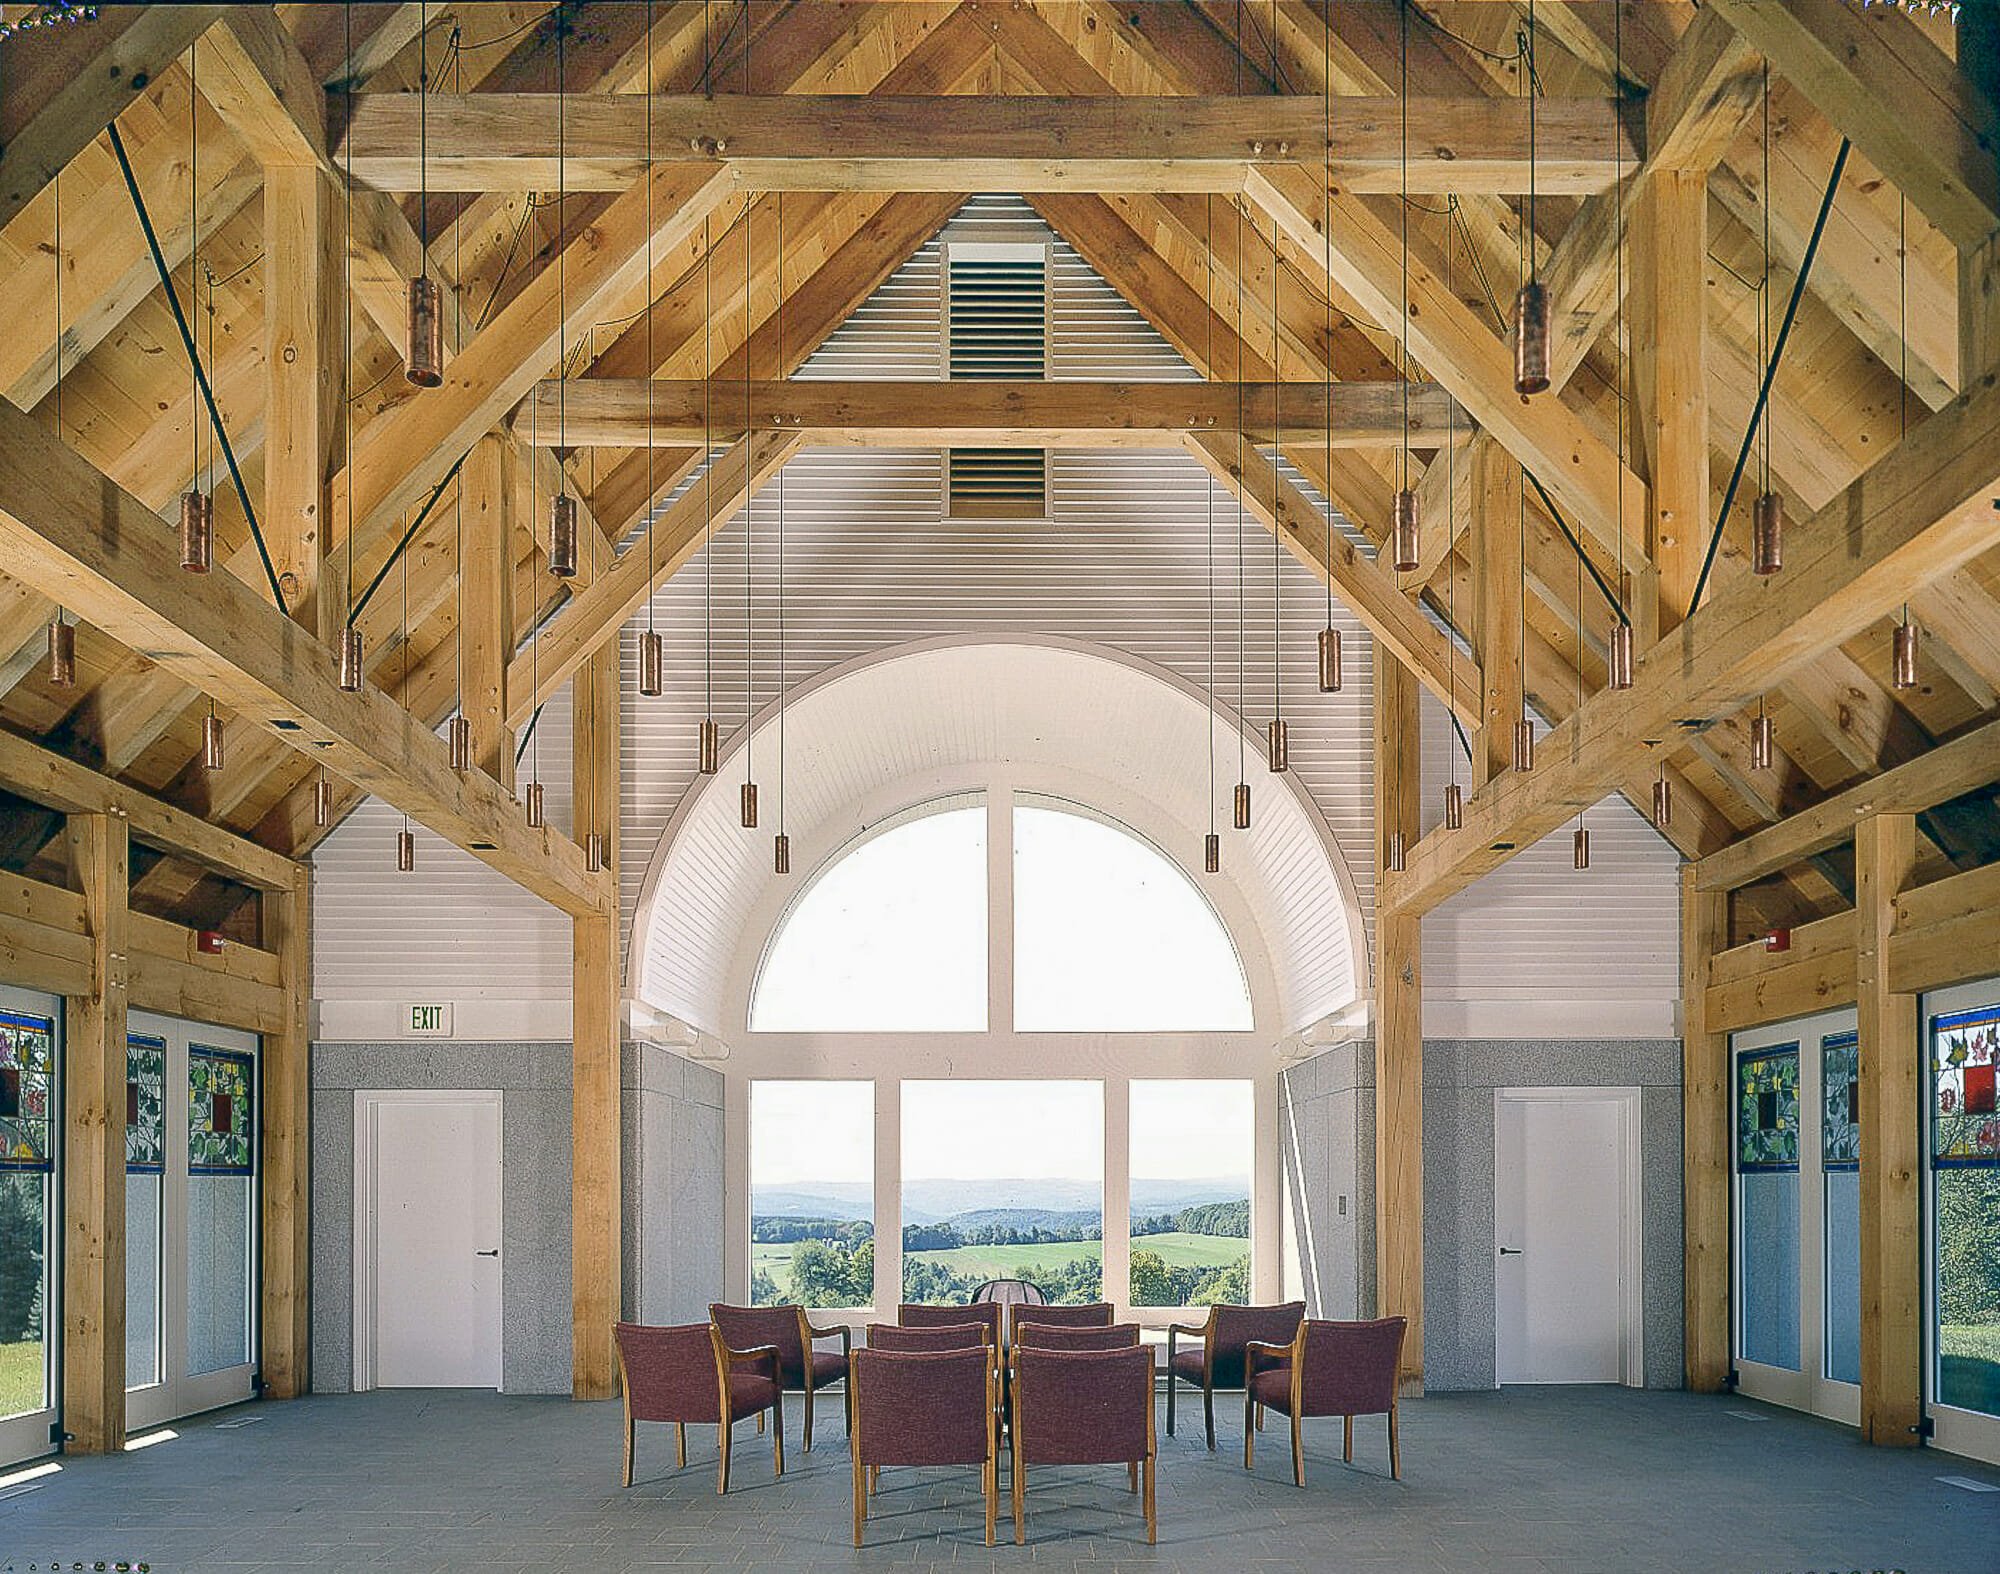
{"left": 1010, "top": 1345, "right": 1157, "bottom": 1545}
{"left": 1007, "top": 1300, "right": 1114, "bottom": 1342}
{"left": 1011, "top": 1321, "right": 1140, "bottom": 1352}
{"left": 1244, "top": 1316, "right": 1407, "bottom": 1485}
{"left": 1166, "top": 1301, "right": 1305, "bottom": 1449}
{"left": 850, "top": 1347, "right": 1000, "bottom": 1547}
{"left": 900, "top": 1301, "right": 1004, "bottom": 1344}
{"left": 614, "top": 1321, "right": 782, "bottom": 1492}
{"left": 709, "top": 1302, "right": 852, "bottom": 1450}
{"left": 868, "top": 1321, "right": 993, "bottom": 1354}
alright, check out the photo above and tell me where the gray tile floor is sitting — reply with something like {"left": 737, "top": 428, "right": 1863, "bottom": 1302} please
{"left": 1, "top": 1385, "right": 1991, "bottom": 1573}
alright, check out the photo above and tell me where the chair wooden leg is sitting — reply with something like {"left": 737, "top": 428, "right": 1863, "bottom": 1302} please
{"left": 676, "top": 1421, "right": 687, "bottom": 1471}
{"left": 1343, "top": 1414, "right": 1353, "bottom": 1464}
{"left": 804, "top": 1382, "right": 816, "bottom": 1452}
{"left": 1389, "top": 1402, "right": 1401, "bottom": 1480}
{"left": 1291, "top": 1410, "right": 1305, "bottom": 1488}
{"left": 621, "top": 1416, "right": 634, "bottom": 1488}
{"left": 756, "top": 1408, "right": 764, "bottom": 1434}
{"left": 773, "top": 1394, "right": 786, "bottom": 1477}
{"left": 852, "top": 1452, "right": 866, "bottom": 1546}
{"left": 1143, "top": 1455, "right": 1156, "bottom": 1545}
{"left": 983, "top": 1457, "right": 997, "bottom": 1547}
{"left": 717, "top": 1419, "right": 733, "bottom": 1495}
{"left": 1243, "top": 1391, "right": 1255, "bottom": 1469}
{"left": 1204, "top": 1385, "right": 1216, "bottom": 1452}
{"left": 1013, "top": 1460, "right": 1026, "bottom": 1545}
{"left": 869, "top": 1464, "right": 879, "bottom": 1494}
{"left": 1128, "top": 1459, "right": 1138, "bottom": 1493}
{"left": 1256, "top": 1401, "right": 1266, "bottom": 1431}
{"left": 1166, "top": 1373, "right": 1176, "bottom": 1435}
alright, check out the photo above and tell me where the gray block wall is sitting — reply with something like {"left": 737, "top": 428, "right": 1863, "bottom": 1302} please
{"left": 1281, "top": 1037, "right": 1683, "bottom": 1394}
{"left": 311, "top": 1039, "right": 725, "bottom": 1396}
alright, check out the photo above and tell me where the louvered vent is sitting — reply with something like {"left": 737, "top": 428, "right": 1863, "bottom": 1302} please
{"left": 947, "top": 245, "right": 1047, "bottom": 518}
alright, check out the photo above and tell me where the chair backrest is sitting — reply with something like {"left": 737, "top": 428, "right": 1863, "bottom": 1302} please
{"left": 709, "top": 1302, "right": 807, "bottom": 1387}
{"left": 614, "top": 1322, "right": 722, "bottom": 1425}
{"left": 852, "top": 1347, "right": 995, "bottom": 1468}
{"left": 1297, "top": 1317, "right": 1406, "bottom": 1418}
{"left": 1210, "top": 1301, "right": 1307, "bottom": 1363}
{"left": 970, "top": 1278, "right": 1046, "bottom": 1307}
{"left": 867, "top": 1321, "right": 992, "bottom": 1354}
{"left": 1008, "top": 1300, "right": 1113, "bottom": 1339}
{"left": 1012, "top": 1346, "right": 1153, "bottom": 1466}
{"left": 1011, "top": 1321, "right": 1141, "bottom": 1352}
{"left": 900, "top": 1301, "right": 1003, "bottom": 1341}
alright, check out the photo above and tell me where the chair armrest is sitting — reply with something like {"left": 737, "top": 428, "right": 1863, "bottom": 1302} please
{"left": 720, "top": 1341, "right": 783, "bottom": 1379}
{"left": 804, "top": 1320, "right": 853, "bottom": 1354}
{"left": 1243, "top": 1338, "right": 1292, "bottom": 1378}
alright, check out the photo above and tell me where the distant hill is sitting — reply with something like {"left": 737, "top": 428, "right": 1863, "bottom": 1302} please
{"left": 1128, "top": 1178, "right": 1252, "bottom": 1214}
{"left": 751, "top": 1183, "right": 875, "bottom": 1223}
{"left": 754, "top": 1176, "right": 1251, "bottom": 1228}
{"left": 949, "top": 1206, "right": 1101, "bottom": 1234}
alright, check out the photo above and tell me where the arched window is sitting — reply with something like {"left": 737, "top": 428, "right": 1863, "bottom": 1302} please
{"left": 749, "top": 799, "right": 988, "bottom": 1032}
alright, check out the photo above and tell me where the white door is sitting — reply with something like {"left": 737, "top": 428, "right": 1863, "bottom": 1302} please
{"left": 355, "top": 1091, "right": 502, "bottom": 1389}
{"left": 1496, "top": 1089, "right": 1641, "bottom": 1384}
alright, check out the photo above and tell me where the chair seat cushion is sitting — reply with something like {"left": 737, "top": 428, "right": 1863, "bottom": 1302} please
{"left": 1169, "top": 1349, "right": 1207, "bottom": 1382}
{"left": 726, "top": 1371, "right": 780, "bottom": 1419}
{"left": 1248, "top": 1367, "right": 1294, "bottom": 1414}
{"left": 810, "top": 1349, "right": 848, "bottom": 1386}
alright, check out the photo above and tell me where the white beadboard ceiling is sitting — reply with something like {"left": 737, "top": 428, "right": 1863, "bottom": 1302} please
{"left": 310, "top": 197, "right": 1682, "bottom": 1033}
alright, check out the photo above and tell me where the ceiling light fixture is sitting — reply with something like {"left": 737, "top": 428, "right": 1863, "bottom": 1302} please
{"left": 548, "top": 24, "right": 578, "bottom": 580}
{"left": 202, "top": 704, "right": 224, "bottom": 773}
{"left": 46, "top": 167, "right": 73, "bottom": 688}
{"left": 180, "top": 66, "right": 213, "bottom": 576}
{"left": 1652, "top": 763, "right": 1673, "bottom": 829}
{"left": 1751, "top": 65, "right": 1783, "bottom": 577}
{"left": 405, "top": 2, "right": 442, "bottom": 388}
{"left": 1512, "top": 1, "right": 1551, "bottom": 396}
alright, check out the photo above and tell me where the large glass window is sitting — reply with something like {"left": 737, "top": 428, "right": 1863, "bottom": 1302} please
{"left": 901, "top": 1081, "right": 1103, "bottom": 1305}
{"left": 0, "top": 1008, "right": 54, "bottom": 1425}
{"left": 1932, "top": 1002, "right": 2000, "bottom": 1417}
{"left": 1128, "top": 1080, "right": 1252, "bottom": 1307}
{"left": 1737, "top": 1044, "right": 1801, "bottom": 1372}
{"left": 1012, "top": 802, "right": 1252, "bottom": 1031}
{"left": 750, "top": 1081, "right": 874, "bottom": 1309}
{"left": 750, "top": 801, "right": 987, "bottom": 1032}
{"left": 185, "top": 1045, "right": 255, "bottom": 1377}
{"left": 1821, "top": 1031, "right": 1861, "bottom": 1388}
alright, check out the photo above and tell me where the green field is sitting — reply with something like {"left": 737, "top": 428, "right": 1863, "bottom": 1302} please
{"left": 1940, "top": 1323, "right": 2000, "bottom": 1416}
{"left": 754, "top": 1231, "right": 1246, "bottom": 1297}
{"left": 0, "top": 1340, "right": 44, "bottom": 1420}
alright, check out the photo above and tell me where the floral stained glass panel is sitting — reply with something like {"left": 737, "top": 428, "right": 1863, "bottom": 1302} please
{"left": 0, "top": 1009, "right": 55, "bottom": 1172}
{"left": 1822, "top": 1031, "right": 1860, "bottom": 1170}
{"left": 1933, "top": 1006, "right": 2000, "bottom": 1168}
{"left": 1738, "top": 1045, "right": 1800, "bottom": 1172}
{"left": 188, "top": 1047, "right": 254, "bottom": 1175}
{"left": 127, "top": 1033, "right": 165, "bottom": 1174}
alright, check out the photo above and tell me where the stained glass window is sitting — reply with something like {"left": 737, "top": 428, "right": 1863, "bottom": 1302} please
{"left": 1822, "top": 1031, "right": 1860, "bottom": 1170}
{"left": 1933, "top": 1006, "right": 2000, "bottom": 1168}
{"left": 188, "top": 1046, "right": 254, "bottom": 1175}
{"left": 127, "top": 1033, "right": 165, "bottom": 1174}
{"left": 0, "top": 1009, "right": 55, "bottom": 1172}
{"left": 1737, "top": 1045, "right": 1800, "bottom": 1171}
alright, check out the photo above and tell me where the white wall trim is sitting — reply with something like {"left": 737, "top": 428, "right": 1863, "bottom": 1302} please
{"left": 314, "top": 999, "right": 575, "bottom": 1044}
{"left": 1424, "top": 997, "right": 1678, "bottom": 1042}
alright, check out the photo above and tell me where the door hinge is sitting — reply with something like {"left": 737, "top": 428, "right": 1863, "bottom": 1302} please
{"left": 49, "top": 1421, "right": 65, "bottom": 1445}
{"left": 1915, "top": 1415, "right": 1936, "bottom": 1439}
{"left": 1725, "top": 1367, "right": 1740, "bottom": 1390}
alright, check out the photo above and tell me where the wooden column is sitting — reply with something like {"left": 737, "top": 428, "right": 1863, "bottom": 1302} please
{"left": 1679, "top": 865, "right": 1730, "bottom": 1393}
{"left": 260, "top": 863, "right": 312, "bottom": 1398}
{"left": 264, "top": 164, "right": 345, "bottom": 641}
{"left": 1373, "top": 648, "right": 1423, "bottom": 1392}
{"left": 1631, "top": 170, "right": 1710, "bottom": 631}
{"left": 571, "top": 644, "right": 621, "bottom": 1400}
{"left": 462, "top": 434, "right": 516, "bottom": 788}
{"left": 1856, "top": 813, "right": 1921, "bottom": 1445}
{"left": 1470, "top": 441, "right": 1521, "bottom": 788}
{"left": 62, "top": 810, "right": 127, "bottom": 1452}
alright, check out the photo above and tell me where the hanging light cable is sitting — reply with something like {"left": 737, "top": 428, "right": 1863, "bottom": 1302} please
{"left": 396, "top": 493, "right": 414, "bottom": 871}
{"left": 1751, "top": 64, "right": 1783, "bottom": 576}
{"left": 46, "top": 169, "right": 74, "bottom": 688}
{"left": 639, "top": 7, "right": 664, "bottom": 698}
{"left": 697, "top": 3, "right": 719, "bottom": 776}
{"left": 1443, "top": 198, "right": 1462, "bottom": 830}
{"left": 548, "top": 23, "right": 578, "bottom": 580}
{"left": 180, "top": 51, "right": 213, "bottom": 574}
{"left": 1512, "top": 3, "right": 1551, "bottom": 396}
{"left": 1316, "top": 0, "right": 1340, "bottom": 696}
{"left": 525, "top": 379, "right": 545, "bottom": 829}
{"left": 1206, "top": 192, "right": 1221, "bottom": 876}
{"left": 774, "top": 190, "right": 791, "bottom": 876}
{"left": 1606, "top": 0, "right": 1634, "bottom": 692}
{"left": 1267, "top": 188, "right": 1286, "bottom": 771}
{"left": 1572, "top": 496, "right": 1589, "bottom": 870}
{"left": 405, "top": 1, "right": 442, "bottom": 387}
{"left": 1892, "top": 193, "right": 1919, "bottom": 691}
{"left": 1233, "top": 13, "right": 1249, "bottom": 832}
{"left": 1390, "top": 3, "right": 1419, "bottom": 572}
{"left": 447, "top": 25, "right": 470, "bottom": 771}
{"left": 1513, "top": 132, "right": 1534, "bottom": 774}
{"left": 338, "top": 3, "right": 364, "bottom": 694}
{"left": 740, "top": 190, "right": 758, "bottom": 832}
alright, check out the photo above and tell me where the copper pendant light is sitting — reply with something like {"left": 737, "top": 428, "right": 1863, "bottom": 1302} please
{"left": 1892, "top": 616, "right": 1918, "bottom": 691}
{"left": 1572, "top": 825, "right": 1591, "bottom": 870}
{"left": 1317, "top": 626, "right": 1342, "bottom": 693}
{"left": 740, "top": 781, "right": 758, "bottom": 829}
{"left": 1751, "top": 492, "right": 1784, "bottom": 575}
{"left": 180, "top": 489, "right": 213, "bottom": 573}
{"left": 1512, "top": 280, "right": 1551, "bottom": 396}
{"left": 1390, "top": 488, "right": 1420, "bottom": 573}
{"left": 405, "top": 276, "right": 442, "bottom": 388}
{"left": 1606, "top": 620, "right": 1634, "bottom": 691}
{"left": 1204, "top": 832, "right": 1220, "bottom": 875}
{"left": 1652, "top": 766, "right": 1673, "bottom": 829}
{"left": 698, "top": 717, "right": 719, "bottom": 775}
{"left": 201, "top": 710, "right": 224, "bottom": 772}
{"left": 525, "top": 780, "right": 545, "bottom": 828}
{"left": 46, "top": 616, "right": 74, "bottom": 689}
{"left": 397, "top": 827, "right": 415, "bottom": 872}
{"left": 773, "top": 833, "right": 791, "bottom": 876}
{"left": 1385, "top": 830, "right": 1406, "bottom": 874}
{"left": 549, "top": 493, "right": 578, "bottom": 579}
{"left": 584, "top": 831, "right": 606, "bottom": 873}
{"left": 1751, "top": 710, "right": 1775, "bottom": 771}
{"left": 338, "top": 625, "right": 365, "bottom": 692}
{"left": 1266, "top": 718, "right": 1288, "bottom": 774}
{"left": 638, "top": 629, "right": 664, "bottom": 698}
{"left": 448, "top": 713, "right": 471, "bottom": 771}
{"left": 1233, "top": 781, "right": 1251, "bottom": 831}
{"left": 1514, "top": 717, "right": 1535, "bottom": 773}
{"left": 1444, "top": 782, "right": 1463, "bottom": 831}
{"left": 314, "top": 773, "right": 334, "bottom": 830}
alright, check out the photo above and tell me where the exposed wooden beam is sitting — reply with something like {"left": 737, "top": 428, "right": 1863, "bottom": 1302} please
{"left": 520, "top": 377, "right": 1469, "bottom": 449}
{"left": 0, "top": 396, "right": 610, "bottom": 919}
{"left": 1680, "top": 867, "right": 1729, "bottom": 1393}
{"left": 339, "top": 92, "right": 1636, "bottom": 193}
{"left": 1382, "top": 371, "right": 2000, "bottom": 918}
{"left": 1470, "top": 441, "right": 1521, "bottom": 787}
{"left": 192, "top": 6, "right": 327, "bottom": 168}
{"left": 260, "top": 863, "right": 311, "bottom": 1399}
{"left": 461, "top": 434, "right": 516, "bottom": 789}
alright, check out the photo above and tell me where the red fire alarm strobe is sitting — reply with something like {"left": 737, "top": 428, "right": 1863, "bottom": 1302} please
{"left": 196, "top": 930, "right": 226, "bottom": 955}
{"left": 1762, "top": 928, "right": 1792, "bottom": 954}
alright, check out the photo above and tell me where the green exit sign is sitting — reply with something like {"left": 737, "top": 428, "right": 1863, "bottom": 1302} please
{"left": 406, "top": 1003, "right": 452, "bottom": 1037}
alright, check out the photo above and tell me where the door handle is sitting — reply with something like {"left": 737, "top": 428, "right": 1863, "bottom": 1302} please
{"left": 1498, "top": 1247, "right": 1522, "bottom": 1256}
{"left": 477, "top": 1249, "right": 500, "bottom": 1257}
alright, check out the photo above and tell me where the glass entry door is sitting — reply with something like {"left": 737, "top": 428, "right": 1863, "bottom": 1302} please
{"left": 1925, "top": 979, "right": 2000, "bottom": 1465}
{"left": 1731, "top": 1008, "right": 1861, "bottom": 1425}
{"left": 0, "top": 986, "right": 59, "bottom": 1466}
{"left": 126, "top": 1011, "right": 258, "bottom": 1430}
